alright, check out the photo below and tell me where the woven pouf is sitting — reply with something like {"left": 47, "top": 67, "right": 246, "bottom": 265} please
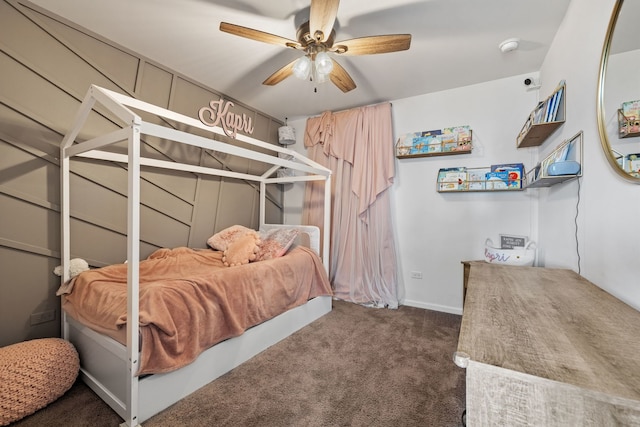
{"left": 0, "top": 338, "right": 79, "bottom": 426}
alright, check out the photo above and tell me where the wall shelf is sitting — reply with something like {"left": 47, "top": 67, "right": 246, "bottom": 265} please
{"left": 517, "top": 83, "right": 566, "bottom": 148}
{"left": 398, "top": 148, "right": 472, "bottom": 159}
{"left": 525, "top": 131, "right": 582, "bottom": 188}
{"left": 435, "top": 127, "right": 582, "bottom": 192}
{"left": 438, "top": 187, "right": 525, "bottom": 193}
{"left": 437, "top": 165, "right": 525, "bottom": 193}
{"left": 526, "top": 174, "right": 578, "bottom": 188}
{"left": 396, "top": 127, "right": 472, "bottom": 158}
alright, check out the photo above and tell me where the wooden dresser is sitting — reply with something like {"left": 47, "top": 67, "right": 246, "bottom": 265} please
{"left": 457, "top": 262, "right": 640, "bottom": 426}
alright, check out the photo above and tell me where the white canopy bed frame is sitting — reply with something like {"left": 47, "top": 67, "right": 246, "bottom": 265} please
{"left": 59, "top": 85, "right": 332, "bottom": 427}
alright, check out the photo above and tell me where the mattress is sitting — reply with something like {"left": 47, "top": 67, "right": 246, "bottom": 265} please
{"left": 61, "top": 245, "right": 332, "bottom": 375}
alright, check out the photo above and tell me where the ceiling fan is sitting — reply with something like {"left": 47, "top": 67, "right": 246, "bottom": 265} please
{"left": 219, "top": 0, "right": 411, "bottom": 93}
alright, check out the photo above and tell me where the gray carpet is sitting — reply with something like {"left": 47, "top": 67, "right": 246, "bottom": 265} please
{"left": 12, "top": 300, "right": 466, "bottom": 426}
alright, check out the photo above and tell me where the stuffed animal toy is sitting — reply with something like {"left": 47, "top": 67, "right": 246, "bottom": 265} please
{"left": 53, "top": 258, "right": 90, "bottom": 279}
{"left": 54, "top": 258, "right": 90, "bottom": 297}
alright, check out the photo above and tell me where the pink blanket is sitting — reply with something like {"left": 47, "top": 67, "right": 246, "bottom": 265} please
{"left": 63, "top": 246, "right": 332, "bottom": 375}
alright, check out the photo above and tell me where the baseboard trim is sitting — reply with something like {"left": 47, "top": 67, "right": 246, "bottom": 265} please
{"left": 402, "top": 299, "right": 463, "bottom": 316}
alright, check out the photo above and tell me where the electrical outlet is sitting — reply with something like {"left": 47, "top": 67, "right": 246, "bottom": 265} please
{"left": 410, "top": 271, "right": 423, "bottom": 279}
{"left": 30, "top": 309, "right": 56, "bottom": 325}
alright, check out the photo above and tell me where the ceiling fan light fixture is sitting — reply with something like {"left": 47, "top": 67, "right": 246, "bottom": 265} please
{"left": 293, "top": 55, "right": 312, "bottom": 80}
{"left": 220, "top": 0, "right": 411, "bottom": 93}
{"left": 313, "top": 68, "right": 329, "bottom": 84}
{"left": 315, "top": 51, "right": 333, "bottom": 75}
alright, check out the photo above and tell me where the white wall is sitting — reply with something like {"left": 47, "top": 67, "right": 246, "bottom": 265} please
{"left": 538, "top": 0, "right": 639, "bottom": 310}
{"left": 285, "top": 76, "right": 542, "bottom": 314}
{"left": 285, "top": 0, "right": 640, "bottom": 314}
{"left": 390, "top": 75, "right": 543, "bottom": 313}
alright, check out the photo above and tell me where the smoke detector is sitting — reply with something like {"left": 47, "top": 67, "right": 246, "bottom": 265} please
{"left": 499, "top": 38, "right": 520, "bottom": 53}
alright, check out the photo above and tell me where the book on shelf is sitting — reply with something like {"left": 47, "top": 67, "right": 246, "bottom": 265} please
{"left": 621, "top": 100, "right": 640, "bottom": 121}
{"left": 411, "top": 134, "right": 441, "bottom": 154}
{"left": 544, "top": 95, "right": 553, "bottom": 122}
{"left": 467, "top": 167, "right": 490, "bottom": 190}
{"left": 538, "top": 81, "right": 565, "bottom": 123}
{"left": 533, "top": 101, "right": 546, "bottom": 124}
{"left": 540, "top": 142, "right": 571, "bottom": 177}
{"left": 551, "top": 80, "right": 565, "bottom": 120}
{"left": 550, "top": 86, "right": 563, "bottom": 122}
{"left": 395, "top": 132, "right": 418, "bottom": 156}
{"left": 491, "top": 163, "right": 524, "bottom": 188}
{"left": 439, "top": 132, "right": 457, "bottom": 152}
{"left": 555, "top": 141, "right": 571, "bottom": 163}
{"left": 422, "top": 129, "right": 442, "bottom": 137}
{"left": 396, "top": 130, "right": 442, "bottom": 156}
{"left": 485, "top": 171, "right": 510, "bottom": 190}
{"left": 438, "top": 167, "right": 467, "bottom": 191}
{"left": 442, "top": 142, "right": 458, "bottom": 152}
{"left": 442, "top": 125, "right": 472, "bottom": 142}
{"left": 530, "top": 164, "right": 542, "bottom": 183}
{"left": 519, "top": 80, "right": 565, "bottom": 140}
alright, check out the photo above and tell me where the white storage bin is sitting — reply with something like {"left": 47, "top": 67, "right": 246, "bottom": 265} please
{"left": 484, "top": 238, "right": 536, "bottom": 266}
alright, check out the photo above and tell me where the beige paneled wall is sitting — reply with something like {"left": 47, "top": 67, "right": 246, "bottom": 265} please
{"left": 0, "top": 0, "right": 285, "bottom": 346}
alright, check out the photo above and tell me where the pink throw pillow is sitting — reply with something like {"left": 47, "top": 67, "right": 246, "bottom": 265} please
{"left": 207, "top": 225, "right": 257, "bottom": 251}
{"left": 223, "top": 233, "right": 260, "bottom": 267}
{"left": 255, "top": 228, "right": 299, "bottom": 261}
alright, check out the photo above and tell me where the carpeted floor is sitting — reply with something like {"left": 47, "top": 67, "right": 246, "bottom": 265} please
{"left": 12, "top": 300, "right": 466, "bottom": 426}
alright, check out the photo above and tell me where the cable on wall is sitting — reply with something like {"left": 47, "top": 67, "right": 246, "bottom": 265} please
{"left": 574, "top": 177, "right": 582, "bottom": 274}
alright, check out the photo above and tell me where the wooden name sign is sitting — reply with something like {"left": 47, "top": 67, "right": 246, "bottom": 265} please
{"left": 198, "top": 98, "right": 254, "bottom": 138}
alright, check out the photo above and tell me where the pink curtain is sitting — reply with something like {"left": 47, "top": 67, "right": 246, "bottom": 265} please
{"left": 303, "top": 103, "right": 401, "bottom": 308}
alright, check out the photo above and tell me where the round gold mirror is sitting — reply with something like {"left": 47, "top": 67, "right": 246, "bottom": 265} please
{"left": 596, "top": 0, "right": 640, "bottom": 183}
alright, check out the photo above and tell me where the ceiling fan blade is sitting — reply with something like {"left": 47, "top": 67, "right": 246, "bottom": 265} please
{"left": 334, "top": 34, "right": 412, "bottom": 56}
{"left": 330, "top": 59, "right": 356, "bottom": 93}
{"left": 309, "top": 0, "right": 340, "bottom": 43}
{"left": 262, "top": 59, "right": 297, "bottom": 86}
{"left": 220, "top": 22, "right": 301, "bottom": 49}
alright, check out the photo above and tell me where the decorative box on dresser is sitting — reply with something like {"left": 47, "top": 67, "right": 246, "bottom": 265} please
{"left": 456, "top": 262, "right": 640, "bottom": 426}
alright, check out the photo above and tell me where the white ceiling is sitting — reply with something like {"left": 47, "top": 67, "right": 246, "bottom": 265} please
{"left": 28, "top": 0, "right": 572, "bottom": 121}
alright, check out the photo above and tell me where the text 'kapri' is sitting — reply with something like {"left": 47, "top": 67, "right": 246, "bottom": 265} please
{"left": 198, "top": 98, "right": 254, "bottom": 138}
